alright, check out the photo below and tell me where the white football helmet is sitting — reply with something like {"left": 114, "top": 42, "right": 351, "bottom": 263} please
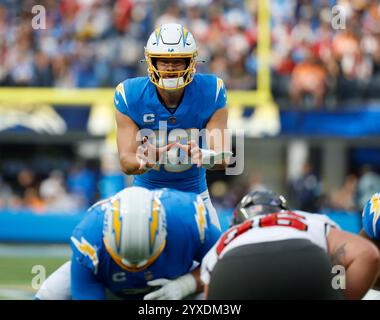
{"left": 103, "top": 187, "right": 167, "bottom": 272}
{"left": 145, "top": 23, "right": 198, "bottom": 90}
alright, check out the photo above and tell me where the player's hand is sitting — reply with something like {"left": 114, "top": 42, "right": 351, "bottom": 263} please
{"left": 143, "top": 274, "right": 197, "bottom": 300}
{"left": 137, "top": 137, "right": 175, "bottom": 170}
{"left": 177, "top": 140, "right": 202, "bottom": 168}
{"left": 177, "top": 140, "right": 233, "bottom": 169}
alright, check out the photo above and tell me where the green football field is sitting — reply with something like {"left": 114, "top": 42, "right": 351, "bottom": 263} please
{"left": 2, "top": 245, "right": 380, "bottom": 300}
{"left": 0, "top": 245, "right": 70, "bottom": 300}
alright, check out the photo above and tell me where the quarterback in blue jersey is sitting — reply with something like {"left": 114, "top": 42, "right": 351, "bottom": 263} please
{"left": 46, "top": 187, "right": 220, "bottom": 300}
{"left": 115, "top": 23, "right": 232, "bottom": 230}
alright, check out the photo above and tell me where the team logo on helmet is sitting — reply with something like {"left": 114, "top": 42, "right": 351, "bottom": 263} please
{"left": 370, "top": 193, "right": 380, "bottom": 237}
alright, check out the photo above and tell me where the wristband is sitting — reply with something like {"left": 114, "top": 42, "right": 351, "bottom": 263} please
{"left": 200, "top": 149, "right": 233, "bottom": 169}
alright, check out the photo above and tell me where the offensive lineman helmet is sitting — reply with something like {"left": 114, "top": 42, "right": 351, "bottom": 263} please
{"left": 232, "top": 190, "right": 289, "bottom": 226}
{"left": 103, "top": 187, "right": 167, "bottom": 272}
{"left": 145, "top": 23, "right": 198, "bottom": 90}
{"left": 362, "top": 192, "right": 380, "bottom": 240}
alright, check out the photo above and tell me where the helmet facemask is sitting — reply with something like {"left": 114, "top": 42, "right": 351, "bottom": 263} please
{"left": 232, "top": 191, "right": 289, "bottom": 226}
{"left": 145, "top": 53, "right": 197, "bottom": 91}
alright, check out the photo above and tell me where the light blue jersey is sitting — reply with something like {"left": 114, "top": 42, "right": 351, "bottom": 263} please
{"left": 114, "top": 74, "right": 227, "bottom": 194}
{"left": 70, "top": 188, "right": 221, "bottom": 300}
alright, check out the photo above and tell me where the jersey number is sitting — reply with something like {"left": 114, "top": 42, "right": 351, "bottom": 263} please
{"left": 216, "top": 211, "right": 308, "bottom": 256}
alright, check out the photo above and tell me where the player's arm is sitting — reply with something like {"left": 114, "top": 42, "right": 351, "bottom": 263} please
{"left": 327, "top": 227, "right": 380, "bottom": 299}
{"left": 204, "top": 107, "right": 231, "bottom": 170}
{"left": 116, "top": 110, "right": 175, "bottom": 175}
{"left": 360, "top": 228, "right": 380, "bottom": 290}
{"left": 200, "top": 243, "right": 219, "bottom": 300}
{"left": 71, "top": 254, "right": 105, "bottom": 300}
{"left": 195, "top": 198, "right": 222, "bottom": 297}
{"left": 144, "top": 196, "right": 221, "bottom": 300}
{"left": 177, "top": 108, "right": 232, "bottom": 170}
{"left": 70, "top": 206, "right": 106, "bottom": 300}
{"left": 116, "top": 109, "right": 148, "bottom": 175}
{"left": 192, "top": 206, "right": 222, "bottom": 295}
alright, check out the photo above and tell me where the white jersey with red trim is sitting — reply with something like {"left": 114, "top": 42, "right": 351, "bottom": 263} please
{"left": 200, "top": 210, "right": 340, "bottom": 285}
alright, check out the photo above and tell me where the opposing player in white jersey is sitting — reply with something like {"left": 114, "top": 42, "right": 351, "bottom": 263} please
{"left": 201, "top": 190, "right": 380, "bottom": 300}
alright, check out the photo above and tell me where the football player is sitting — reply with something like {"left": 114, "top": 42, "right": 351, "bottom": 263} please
{"left": 360, "top": 192, "right": 380, "bottom": 292}
{"left": 114, "top": 23, "right": 232, "bottom": 231}
{"left": 36, "top": 186, "right": 220, "bottom": 300}
{"left": 201, "top": 190, "right": 380, "bottom": 299}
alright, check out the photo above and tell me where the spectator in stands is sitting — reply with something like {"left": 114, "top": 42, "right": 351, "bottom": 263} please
{"left": 155, "top": 3, "right": 183, "bottom": 27}
{"left": 289, "top": 161, "right": 321, "bottom": 212}
{"left": 0, "top": 1, "right": 380, "bottom": 106}
{"left": 14, "top": 169, "right": 36, "bottom": 200}
{"left": 67, "top": 162, "right": 97, "bottom": 207}
{"left": 40, "top": 170, "right": 83, "bottom": 213}
{"left": 31, "top": 51, "right": 54, "bottom": 87}
{"left": 356, "top": 165, "right": 380, "bottom": 212}
{"left": 330, "top": 174, "right": 358, "bottom": 213}
{"left": 290, "top": 52, "right": 328, "bottom": 109}
{"left": 99, "top": 151, "right": 126, "bottom": 199}
{"left": 24, "top": 187, "right": 45, "bottom": 213}
{"left": 0, "top": 175, "right": 12, "bottom": 209}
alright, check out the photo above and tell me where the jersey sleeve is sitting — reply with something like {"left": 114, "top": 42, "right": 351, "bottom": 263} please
{"left": 214, "top": 77, "right": 227, "bottom": 110}
{"left": 70, "top": 205, "right": 104, "bottom": 276}
{"left": 114, "top": 82, "right": 130, "bottom": 117}
{"left": 192, "top": 195, "right": 222, "bottom": 262}
{"left": 71, "top": 254, "right": 105, "bottom": 300}
{"left": 321, "top": 215, "right": 341, "bottom": 235}
{"left": 70, "top": 204, "right": 106, "bottom": 299}
{"left": 200, "top": 75, "right": 227, "bottom": 128}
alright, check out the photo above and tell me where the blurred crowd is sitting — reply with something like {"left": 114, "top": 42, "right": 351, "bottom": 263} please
{"left": 0, "top": 163, "right": 99, "bottom": 213}
{"left": 2, "top": 159, "right": 378, "bottom": 215}
{"left": 209, "top": 161, "right": 380, "bottom": 215}
{"left": 287, "top": 162, "right": 380, "bottom": 214}
{"left": 271, "top": 0, "right": 380, "bottom": 109}
{"left": 1, "top": 0, "right": 380, "bottom": 215}
{"left": 0, "top": 0, "right": 379, "bottom": 108}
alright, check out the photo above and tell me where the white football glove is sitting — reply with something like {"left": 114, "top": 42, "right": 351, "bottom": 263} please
{"left": 143, "top": 274, "right": 197, "bottom": 300}
{"left": 200, "top": 149, "right": 233, "bottom": 169}
{"left": 177, "top": 140, "right": 233, "bottom": 169}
